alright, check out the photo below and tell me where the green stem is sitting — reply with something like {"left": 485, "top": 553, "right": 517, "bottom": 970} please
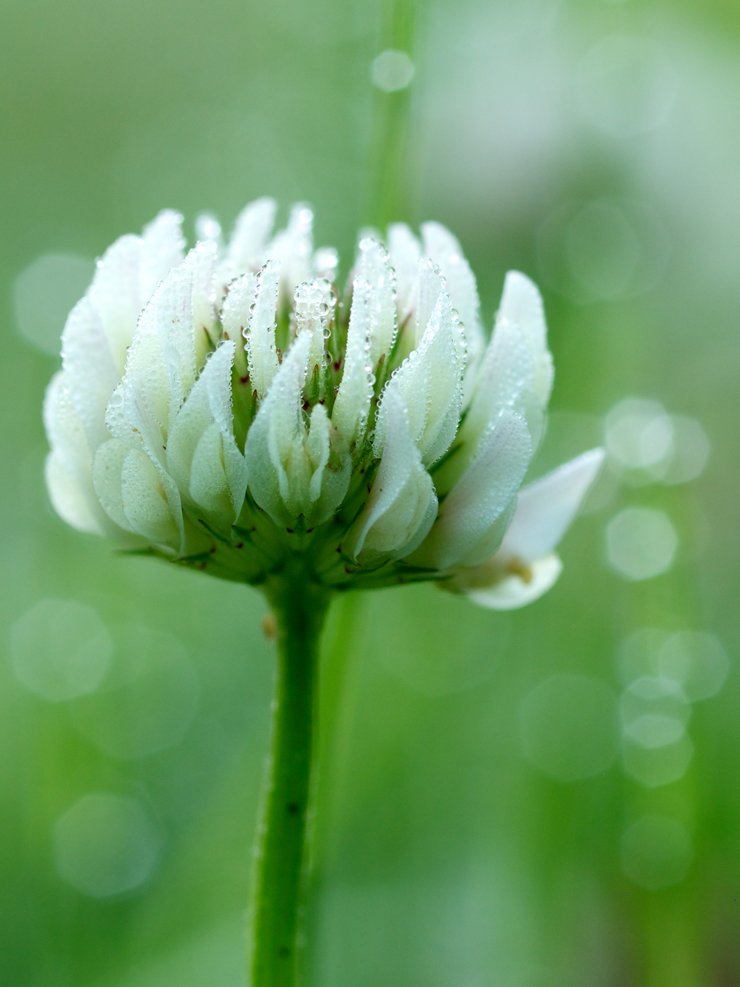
{"left": 249, "top": 577, "right": 331, "bottom": 987}
{"left": 364, "top": 0, "right": 420, "bottom": 228}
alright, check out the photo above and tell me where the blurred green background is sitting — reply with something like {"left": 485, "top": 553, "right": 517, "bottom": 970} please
{"left": 1, "top": 0, "right": 738, "bottom": 984}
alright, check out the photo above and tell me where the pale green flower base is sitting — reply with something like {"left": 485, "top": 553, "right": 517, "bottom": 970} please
{"left": 249, "top": 574, "right": 331, "bottom": 986}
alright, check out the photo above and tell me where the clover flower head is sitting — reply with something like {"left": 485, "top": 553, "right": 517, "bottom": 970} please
{"left": 44, "top": 199, "right": 602, "bottom": 607}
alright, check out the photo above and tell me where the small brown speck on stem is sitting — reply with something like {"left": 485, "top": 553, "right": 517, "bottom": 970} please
{"left": 261, "top": 612, "right": 277, "bottom": 640}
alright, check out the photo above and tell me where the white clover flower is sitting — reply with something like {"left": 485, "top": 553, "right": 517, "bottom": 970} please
{"left": 44, "top": 199, "right": 602, "bottom": 608}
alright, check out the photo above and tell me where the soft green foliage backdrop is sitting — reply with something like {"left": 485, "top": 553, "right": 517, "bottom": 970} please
{"left": 1, "top": 0, "right": 738, "bottom": 984}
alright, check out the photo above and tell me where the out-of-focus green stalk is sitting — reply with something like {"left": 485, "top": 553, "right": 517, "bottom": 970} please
{"left": 249, "top": 576, "right": 331, "bottom": 987}
{"left": 364, "top": 0, "right": 420, "bottom": 228}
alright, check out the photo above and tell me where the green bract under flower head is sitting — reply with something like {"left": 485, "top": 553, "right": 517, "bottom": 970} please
{"left": 44, "top": 199, "right": 602, "bottom": 607}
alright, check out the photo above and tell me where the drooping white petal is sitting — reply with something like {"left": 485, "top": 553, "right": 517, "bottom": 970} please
{"left": 245, "top": 332, "right": 310, "bottom": 524}
{"left": 463, "top": 554, "right": 563, "bottom": 610}
{"left": 349, "top": 392, "right": 437, "bottom": 559}
{"left": 374, "top": 286, "right": 465, "bottom": 467}
{"left": 496, "top": 448, "right": 605, "bottom": 562}
{"left": 226, "top": 197, "right": 277, "bottom": 275}
{"left": 414, "top": 411, "right": 533, "bottom": 570}
{"left": 244, "top": 261, "right": 280, "bottom": 398}
{"left": 166, "top": 341, "right": 247, "bottom": 522}
{"left": 332, "top": 276, "right": 374, "bottom": 445}
{"left": 449, "top": 448, "right": 604, "bottom": 609}
{"left": 421, "top": 221, "right": 484, "bottom": 364}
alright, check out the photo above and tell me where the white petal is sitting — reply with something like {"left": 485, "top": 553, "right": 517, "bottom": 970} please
{"left": 350, "top": 392, "right": 437, "bottom": 558}
{"left": 332, "top": 277, "right": 374, "bottom": 445}
{"left": 60, "top": 299, "right": 118, "bottom": 449}
{"left": 44, "top": 372, "right": 104, "bottom": 533}
{"left": 266, "top": 204, "right": 314, "bottom": 298}
{"left": 139, "top": 210, "right": 187, "bottom": 301}
{"left": 498, "top": 271, "right": 553, "bottom": 407}
{"left": 421, "top": 221, "right": 484, "bottom": 364}
{"left": 222, "top": 272, "right": 258, "bottom": 339}
{"left": 45, "top": 452, "right": 102, "bottom": 534}
{"left": 244, "top": 261, "right": 280, "bottom": 398}
{"left": 226, "top": 197, "right": 277, "bottom": 274}
{"left": 245, "top": 332, "right": 310, "bottom": 523}
{"left": 463, "top": 554, "right": 563, "bottom": 610}
{"left": 374, "top": 286, "right": 465, "bottom": 467}
{"left": 93, "top": 439, "right": 182, "bottom": 547}
{"left": 498, "top": 448, "right": 605, "bottom": 562}
{"left": 463, "top": 318, "right": 536, "bottom": 450}
{"left": 304, "top": 403, "right": 351, "bottom": 524}
{"left": 88, "top": 211, "right": 184, "bottom": 372}
{"left": 415, "top": 411, "right": 532, "bottom": 570}
{"left": 167, "top": 341, "right": 247, "bottom": 522}
{"left": 120, "top": 448, "right": 182, "bottom": 547}
{"left": 355, "top": 237, "right": 397, "bottom": 363}
{"left": 293, "top": 278, "right": 334, "bottom": 375}
{"left": 106, "top": 244, "right": 217, "bottom": 461}
{"left": 387, "top": 223, "right": 421, "bottom": 321}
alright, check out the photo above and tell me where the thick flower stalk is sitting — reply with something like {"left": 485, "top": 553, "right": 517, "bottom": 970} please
{"left": 45, "top": 198, "right": 602, "bottom": 605}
